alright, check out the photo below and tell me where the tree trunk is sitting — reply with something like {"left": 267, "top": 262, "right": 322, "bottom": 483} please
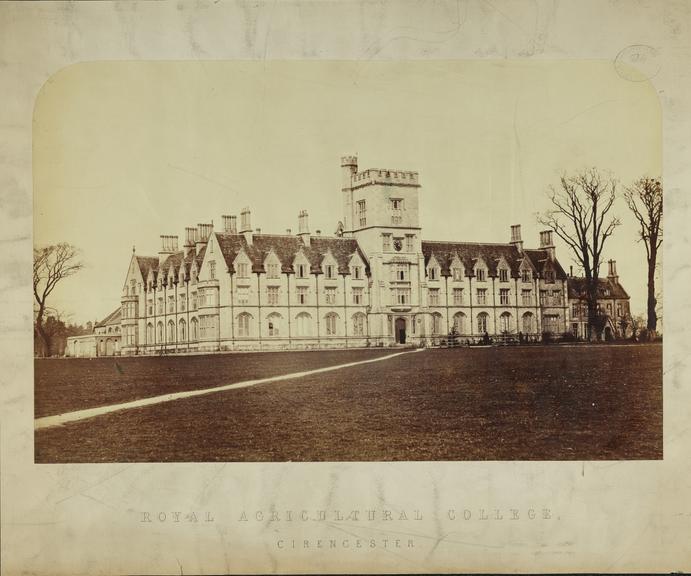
{"left": 35, "top": 307, "right": 49, "bottom": 357}
{"left": 647, "top": 251, "right": 657, "bottom": 334}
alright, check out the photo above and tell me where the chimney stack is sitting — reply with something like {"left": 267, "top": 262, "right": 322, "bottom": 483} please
{"left": 195, "top": 223, "right": 213, "bottom": 252}
{"left": 607, "top": 259, "right": 619, "bottom": 283}
{"left": 222, "top": 215, "right": 238, "bottom": 234}
{"left": 510, "top": 224, "right": 523, "bottom": 253}
{"left": 159, "top": 235, "right": 179, "bottom": 265}
{"left": 286, "top": 228, "right": 292, "bottom": 235}
{"left": 240, "top": 207, "right": 253, "bottom": 244}
{"left": 539, "top": 229, "right": 555, "bottom": 260}
{"left": 184, "top": 227, "right": 197, "bottom": 257}
{"left": 298, "top": 210, "right": 309, "bottom": 234}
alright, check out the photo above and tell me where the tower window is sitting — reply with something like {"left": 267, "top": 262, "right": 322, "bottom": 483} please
{"left": 356, "top": 200, "right": 366, "bottom": 227}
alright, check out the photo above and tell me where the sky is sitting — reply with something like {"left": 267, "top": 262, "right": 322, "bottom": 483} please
{"left": 33, "top": 60, "right": 661, "bottom": 324}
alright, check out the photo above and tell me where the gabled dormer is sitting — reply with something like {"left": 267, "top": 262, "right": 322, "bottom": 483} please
{"left": 233, "top": 248, "right": 252, "bottom": 281}
{"left": 167, "top": 263, "right": 176, "bottom": 287}
{"left": 473, "top": 257, "right": 488, "bottom": 282}
{"left": 426, "top": 254, "right": 441, "bottom": 281}
{"left": 263, "top": 249, "right": 282, "bottom": 280}
{"left": 321, "top": 251, "right": 339, "bottom": 282}
{"left": 147, "top": 268, "right": 156, "bottom": 291}
{"left": 348, "top": 252, "right": 366, "bottom": 281}
{"left": 449, "top": 254, "right": 465, "bottom": 282}
{"left": 178, "top": 263, "right": 187, "bottom": 285}
{"left": 542, "top": 259, "right": 557, "bottom": 284}
{"left": 495, "top": 256, "right": 511, "bottom": 283}
{"left": 292, "top": 249, "right": 311, "bottom": 280}
{"left": 518, "top": 256, "right": 536, "bottom": 283}
{"left": 190, "top": 260, "right": 199, "bottom": 285}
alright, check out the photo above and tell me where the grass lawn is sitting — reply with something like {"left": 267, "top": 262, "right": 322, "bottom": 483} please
{"left": 34, "top": 348, "right": 395, "bottom": 418}
{"left": 34, "top": 344, "right": 662, "bottom": 462}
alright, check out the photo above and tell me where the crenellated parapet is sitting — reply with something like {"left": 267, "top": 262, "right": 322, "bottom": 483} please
{"left": 352, "top": 168, "right": 420, "bottom": 188}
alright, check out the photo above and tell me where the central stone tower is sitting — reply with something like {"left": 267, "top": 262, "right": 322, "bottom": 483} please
{"left": 340, "top": 155, "right": 424, "bottom": 344}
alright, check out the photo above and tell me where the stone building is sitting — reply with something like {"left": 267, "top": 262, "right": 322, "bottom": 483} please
{"left": 107, "top": 155, "right": 625, "bottom": 354}
{"left": 568, "top": 260, "right": 632, "bottom": 340}
{"left": 66, "top": 308, "right": 121, "bottom": 357}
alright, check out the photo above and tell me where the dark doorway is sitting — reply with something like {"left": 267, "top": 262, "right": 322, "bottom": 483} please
{"left": 395, "top": 317, "right": 406, "bottom": 344}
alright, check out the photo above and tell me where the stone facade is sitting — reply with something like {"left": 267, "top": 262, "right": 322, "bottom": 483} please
{"left": 110, "top": 155, "right": 629, "bottom": 354}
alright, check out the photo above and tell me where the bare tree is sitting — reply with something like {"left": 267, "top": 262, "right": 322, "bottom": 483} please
{"left": 624, "top": 177, "right": 662, "bottom": 335}
{"left": 33, "top": 243, "right": 83, "bottom": 357}
{"left": 538, "top": 168, "right": 620, "bottom": 340}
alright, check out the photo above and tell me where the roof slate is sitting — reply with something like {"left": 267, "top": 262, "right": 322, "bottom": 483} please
{"left": 95, "top": 307, "right": 122, "bottom": 327}
{"left": 214, "top": 233, "right": 369, "bottom": 274}
{"left": 568, "top": 277, "right": 630, "bottom": 300}
{"left": 421, "top": 241, "right": 568, "bottom": 280}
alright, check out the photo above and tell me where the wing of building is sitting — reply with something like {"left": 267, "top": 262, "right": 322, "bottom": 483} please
{"left": 105, "top": 155, "right": 631, "bottom": 355}
{"left": 567, "top": 260, "right": 632, "bottom": 340}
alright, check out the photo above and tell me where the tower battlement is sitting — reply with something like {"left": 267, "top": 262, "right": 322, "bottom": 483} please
{"left": 352, "top": 168, "right": 420, "bottom": 188}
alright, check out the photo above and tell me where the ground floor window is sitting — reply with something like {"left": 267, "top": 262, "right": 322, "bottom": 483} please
{"left": 190, "top": 317, "right": 198, "bottom": 340}
{"left": 522, "top": 312, "right": 534, "bottom": 333}
{"left": 267, "top": 313, "right": 281, "bottom": 336}
{"left": 296, "top": 312, "right": 311, "bottom": 336}
{"left": 179, "top": 319, "right": 187, "bottom": 341}
{"left": 431, "top": 313, "right": 443, "bottom": 335}
{"left": 157, "top": 321, "right": 164, "bottom": 342}
{"left": 352, "top": 313, "right": 365, "bottom": 336}
{"left": 543, "top": 314, "right": 560, "bottom": 334}
{"left": 237, "top": 313, "right": 251, "bottom": 337}
{"left": 453, "top": 312, "right": 466, "bottom": 333}
{"left": 167, "top": 320, "right": 175, "bottom": 342}
{"left": 147, "top": 323, "right": 154, "bottom": 343}
{"left": 325, "top": 313, "right": 338, "bottom": 336}
{"left": 477, "top": 313, "right": 489, "bottom": 334}
{"left": 499, "top": 312, "right": 512, "bottom": 333}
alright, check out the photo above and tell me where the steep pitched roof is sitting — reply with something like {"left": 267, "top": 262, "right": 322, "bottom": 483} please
{"left": 95, "top": 307, "right": 121, "bottom": 328}
{"left": 135, "top": 256, "right": 159, "bottom": 278}
{"left": 568, "top": 277, "right": 629, "bottom": 300}
{"left": 213, "top": 233, "right": 369, "bottom": 275}
{"left": 524, "top": 249, "right": 568, "bottom": 279}
{"left": 422, "top": 241, "right": 548, "bottom": 278}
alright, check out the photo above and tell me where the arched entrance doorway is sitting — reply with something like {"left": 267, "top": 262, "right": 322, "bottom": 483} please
{"left": 395, "top": 317, "right": 407, "bottom": 344}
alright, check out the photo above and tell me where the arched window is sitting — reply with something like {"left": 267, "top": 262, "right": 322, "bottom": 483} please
{"left": 157, "top": 321, "right": 164, "bottom": 342}
{"left": 237, "top": 313, "right": 252, "bottom": 337}
{"left": 295, "top": 312, "right": 312, "bottom": 337}
{"left": 477, "top": 312, "right": 489, "bottom": 334}
{"left": 324, "top": 313, "right": 339, "bottom": 336}
{"left": 267, "top": 313, "right": 281, "bottom": 337}
{"left": 190, "top": 317, "right": 198, "bottom": 341}
{"left": 179, "top": 318, "right": 187, "bottom": 341}
{"left": 453, "top": 312, "right": 466, "bottom": 334}
{"left": 147, "top": 323, "right": 154, "bottom": 343}
{"left": 167, "top": 320, "right": 175, "bottom": 343}
{"left": 352, "top": 313, "right": 366, "bottom": 336}
{"left": 431, "top": 312, "right": 443, "bottom": 334}
{"left": 499, "top": 312, "right": 512, "bottom": 333}
{"left": 522, "top": 312, "right": 534, "bottom": 333}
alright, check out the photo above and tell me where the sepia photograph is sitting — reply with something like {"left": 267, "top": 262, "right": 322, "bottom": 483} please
{"left": 33, "top": 60, "right": 662, "bottom": 463}
{"left": 4, "top": 1, "right": 691, "bottom": 574}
